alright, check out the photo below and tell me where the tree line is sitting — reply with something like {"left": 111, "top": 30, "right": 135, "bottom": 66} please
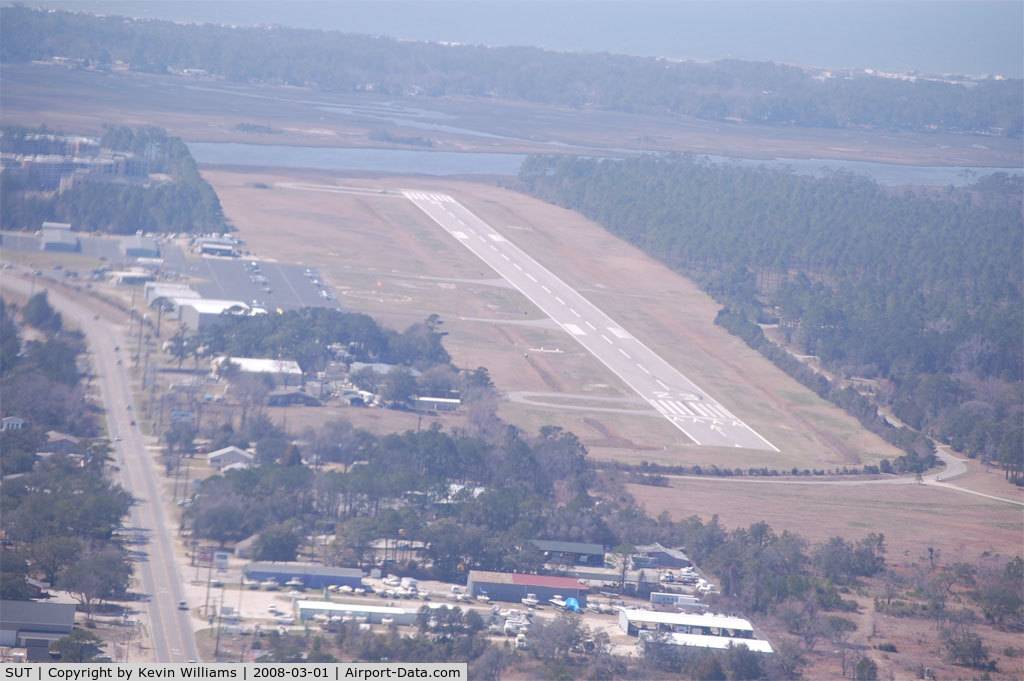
{"left": 1, "top": 295, "right": 134, "bottom": 619}
{"left": 1, "top": 124, "right": 225, "bottom": 233}
{"left": 519, "top": 154, "right": 1023, "bottom": 482}
{"left": 1, "top": 6, "right": 1021, "bottom": 137}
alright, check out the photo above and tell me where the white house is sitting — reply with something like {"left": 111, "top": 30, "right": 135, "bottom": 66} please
{"left": 208, "top": 446, "right": 255, "bottom": 470}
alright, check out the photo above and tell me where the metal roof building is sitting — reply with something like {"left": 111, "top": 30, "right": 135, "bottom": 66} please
{"left": 40, "top": 225, "right": 79, "bottom": 252}
{"left": 296, "top": 601, "right": 417, "bottom": 626}
{"left": 243, "top": 562, "right": 363, "bottom": 589}
{"left": 121, "top": 234, "right": 160, "bottom": 258}
{"left": 634, "top": 542, "right": 692, "bottom": 568}
{"left": 213, "top": 356, "right": 303, "bottom": 387}
{"left": 178, "top": 299, "right": 249, "bottom": 331}
{"left": 639, "top": 631, "right": 773, "bottom": 654}
{"left": 619, "top": 609, "right": 755, "bottom": 639}
{"left": 467, "top": 570, "right": 589, "bottom": 606}
{"left": 530, "top": 539, "right": 606, "bottom": 566}
{"left": 0, "top": 599, "right": 76, "bottom": 660}
{"left": 145, "top": 282, "right": 199, "bottom": 306}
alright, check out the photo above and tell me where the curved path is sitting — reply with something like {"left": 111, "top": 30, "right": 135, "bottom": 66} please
{"left": 2, "top": 271, "right": 200, "bottom": 661}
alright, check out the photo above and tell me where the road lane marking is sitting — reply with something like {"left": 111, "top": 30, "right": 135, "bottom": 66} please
{"left": 637, "top": 363, "right": 651, "bottom": 375}
{"left": 601, "top": 334, "right": 613, "bottom": 344}
{"left": 555, "top": 296, "right": 565, "bottom": 304}
{"left": 541, "top": 285, "right": 551, "bottom": 293}
{"left": 570, "top": 308, "right": 580, "bottom": 317}
{"left": 526, "top": 273, "right": 537, "bottom": 282}
{"left": 585, "top": 321, "right": 596, "bottom": 330}
{"left": 489, "top": 244, "right": 498, "bottom": 251}
{"left": 656, "top": 379, "right": 670, "bottom": 391}
{"left": 618, "top": 348, "right": 631, "bottom": 359}
{"left": 501, "top": 254, "right": 510, "bottom": 261}
{"left": 514, "top": 263, "right": 523, "bottom": 270}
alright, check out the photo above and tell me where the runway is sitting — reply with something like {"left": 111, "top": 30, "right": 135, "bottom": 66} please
{"left": 404, "top": 190, "right": 778, "bottom": 451}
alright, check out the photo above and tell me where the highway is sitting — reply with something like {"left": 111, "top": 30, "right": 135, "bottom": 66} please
{"left": 403, "top": 191, "right": 777, "bottom": 451}
{"left": 1, "top": 273, "right": 200, "bottom": 662}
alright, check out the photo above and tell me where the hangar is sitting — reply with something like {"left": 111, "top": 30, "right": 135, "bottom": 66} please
{"left": 40, "top": 222, "right": 79, "bottom": 252}
{"left": 121, "top": 234, "right": 160, "bottom": 258}
{"left": 467, "top": 570, "right": 588, "bottom": 606}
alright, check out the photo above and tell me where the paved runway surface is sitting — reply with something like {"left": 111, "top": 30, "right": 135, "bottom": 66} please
{"left": 404, "top": 190, "right": 777, "bottom": 451}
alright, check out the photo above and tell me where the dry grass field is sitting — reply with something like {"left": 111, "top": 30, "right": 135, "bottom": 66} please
{"left": 626, "top": 478, "right": 1022, "bottom": 558}
{"left": 203, "top": 167, "right": 903, "bottom": 472}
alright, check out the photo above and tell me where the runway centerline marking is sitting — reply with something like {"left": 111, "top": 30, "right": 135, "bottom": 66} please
{"left": 402, "top": 189, "right": 777, "bottom": 452}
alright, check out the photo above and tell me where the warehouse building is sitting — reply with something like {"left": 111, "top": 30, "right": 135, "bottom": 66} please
{"left": 40, "top": 222, "right": 79, "bottom": 252}
{"left": 213, "top": 356, "right": 303, "bottom": 387}
{"left": 296, "top": 601, "right": 416, "bottom": 626}
{"left": 121, "top": 234, "right": 160, "bottom": 258}
{"left": 650, "top": 592, "right": 708, "bottom": 612}
{"left": 243, "top": 563, "right": 363, "bottom": 590}
{"left": 195, "top": 237, "right": 236, "bottom": 256}
{"left": 146, "top": 282, "right": 199, "bottom": 306}
{"left": 639, "top": 631, "right": 773, "bottom": 654}
{"left": 178, "top": 299, "right": 250, "bottom": 331}
{"left": 619, "top": 609, "right": 757, "bottom": 641}
{"left": 467, "top": 570, "right": 588, "bottom": 606}
{"left": 530, "top": 539, "right": 606, "bottom": 566}
{"left": 0, "top": 600, "right": 76, "bottom": 661}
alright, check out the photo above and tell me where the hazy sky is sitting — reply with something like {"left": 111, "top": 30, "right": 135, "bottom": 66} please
{"left": 29, "top": 1, "right": 1024, "bottom": 76}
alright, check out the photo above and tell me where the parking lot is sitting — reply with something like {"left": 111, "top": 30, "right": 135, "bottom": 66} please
{"left": 0, "top": 231, "right": 343, "bottom": 313}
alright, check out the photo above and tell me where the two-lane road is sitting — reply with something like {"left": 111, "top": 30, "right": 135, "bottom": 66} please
{"left": 404, "top": 191, "right": 777, "bottom": 451}
{"left": 1, "top": 273, "right": 199, "bottom": 662}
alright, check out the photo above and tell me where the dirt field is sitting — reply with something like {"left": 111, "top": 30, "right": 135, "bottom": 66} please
{"left": 202, "top": 167, "right": 902, "bottom": 472}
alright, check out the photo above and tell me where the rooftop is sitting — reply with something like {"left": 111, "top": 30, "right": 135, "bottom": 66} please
{"left": 469, "top": 570, "right": 589, "bottom": 591}
{"left": 0, "top": 599, "right": 76, "bottom": 629}
{"left": 620, "top": 609, "right": 754, "bottom": 631}
{"left": 296, "top": 601, "right": 407, "bottom": 616}
{"left": 245, "top": 562, "right": 363, "bottom": 579}
{"left": 530, "top": 539, "right": 605, "bottom": 555}
{"left": 180, "top": 299, "right": 250, "bottom": 315}
{"left": 639, "top": 631, "right": 773, "bottom": 654}
{"left": 217, "top": 357, "right": 302, "bottom": 375}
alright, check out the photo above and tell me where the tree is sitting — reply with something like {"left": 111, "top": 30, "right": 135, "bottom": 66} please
{"left": 854, "top": 656, "right": 879, "bottom": 681}
{"left": 609, "top": 543, "right": 634, "bottom": 590}
{"left": 27, "top": 536, "right": 82, "bottom": 584}
{"left": 58, "top": 546, "right": 133, "bottom": 619}
{"left": 49, "top": 629, "right": 103, "bottom": 662}
{"left": 380, "top": 366, "right": 418, "bottom": 406}
{"left": 22, "top": 292, "right": 62, "bottom": 334}
{"left": 253, "top": 522, "right": 301, "bottom": 562}
{"left": 525, "top": 611, "right": 587, "bottom": 661}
